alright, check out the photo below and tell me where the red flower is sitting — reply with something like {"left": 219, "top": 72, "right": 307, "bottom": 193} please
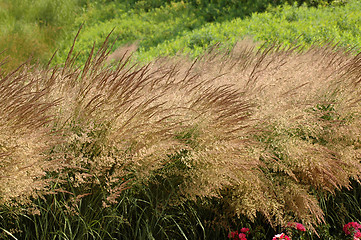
{"left": 240, "top": 227, "right": 250, "bottom": 233}
{"left": 344, "top": 222, "right": 361, "bottom": 236}
{"left": 238, "top": 233, "right": 247, "bottom": 240}
{"left": 228, "top": 228, "right": 250, "bottom": 240}
{"left": 353, "top": 230, "right": 361, "bottom": 240}
{"left": 286, "top": 222, "right": 296, "bottom": 228}
{"left": 296, "top": 223, "right": 306, "bottom": 231}
{"left": 286, "top": 222, "right": 306, "bottom": 232}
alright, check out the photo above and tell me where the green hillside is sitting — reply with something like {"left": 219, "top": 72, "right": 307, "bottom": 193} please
{"left": 0, "top": 0, "right": 355, "bottom": 69}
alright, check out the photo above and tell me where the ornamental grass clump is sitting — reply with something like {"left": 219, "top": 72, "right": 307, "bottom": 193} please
{"left": 36, "top": 31, "right": 258, "bottom": 211}
{"left": 180, "top": 40, "right": 361, "bottom": 229}
{"left": 0, "top": 57, "right": 59, "bottom": 205}
{"left": 1, "top": 31, "right": 361, "bottom": 238}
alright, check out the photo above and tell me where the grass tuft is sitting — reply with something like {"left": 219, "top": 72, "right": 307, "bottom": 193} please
{"left": 0, "top": 33, "right": 361, "bottom": 238}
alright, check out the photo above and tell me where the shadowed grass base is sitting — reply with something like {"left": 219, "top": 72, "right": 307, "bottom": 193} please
{"left": 1, "top": 180, "right": 360, "bottom": 239}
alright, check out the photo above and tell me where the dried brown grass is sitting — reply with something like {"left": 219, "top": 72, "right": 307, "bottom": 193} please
{"left": 0, "top": 60, "right": 58, "bottom": 205}
{"left": 1, "top": 34, "right": 361, "bottom": 230}
{"left": 43, "top": 35, "right": 258, "bottom": 207}
{"left": 187, "top": 40, "right": 361, "bottom": 229}
{"left": 104, "top": 42, "right": 138, "bottom": 65}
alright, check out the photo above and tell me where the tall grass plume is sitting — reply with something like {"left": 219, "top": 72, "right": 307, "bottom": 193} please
{"left": 1, "top": 33, "right": 361, "bottom": 238}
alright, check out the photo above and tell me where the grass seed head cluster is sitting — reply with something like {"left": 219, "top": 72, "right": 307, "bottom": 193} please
{"left": 1, "top": 35, "right": 361, "bottom": 231}
{"left": 0, "top": 59, "right": 58, "bottom": 205}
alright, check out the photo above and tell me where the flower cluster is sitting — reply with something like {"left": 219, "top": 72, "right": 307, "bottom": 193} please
{"left": 355, "top": 232, "right": 361, "bottom": 240}
{"left": 228, "top": 227, "right": 250, "bottom": 240}
{"left": 272, "top": 233, "right": 291, "bottom": 240}
{"left": 286, "top": 222, "right": 306, "bottom": 232}
{"left": 343, "top": 222, "right": 361, "bottom": 240}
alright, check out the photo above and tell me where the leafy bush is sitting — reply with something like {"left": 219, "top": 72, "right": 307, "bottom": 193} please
{"left": 55, "top": 0, "right": 352, "bottom": 65}
{"left": 102, "top": 0, "right": 346, "bottom": 22}
{"left": 54, "top": 1, "right": 206, "bottom": 65}
{"left": 0, "top": 0, "right": 350, "bottom": 71}
{"left": 138, "top": 0, "right": 360, "bottom": 62}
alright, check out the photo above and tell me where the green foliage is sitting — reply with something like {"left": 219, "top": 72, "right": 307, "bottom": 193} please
{"left": 136, "top": 0, "right": 360, "bottom": 62}
{"left": 0, "top": 0, "right": 86, "bottom": 72}
{"left": 0, "top": 0, "right": 351, "bottom": 70}
{"left": 0, "top": 0, "right": 73, "bottom": 27}
{"left": 55, "top": 0, "right": 353, "bottom": 65}
{"left": 0, "top": 184, "right": 126, "bottom": 240}
{"left": 319, "top": 180, "right": 361, "bottom": 236}
{"left": 54, "top": 1, "right": 206, "bottom": 64}
{"left": 99, "top": 0, "right": 346, "bottom": 22}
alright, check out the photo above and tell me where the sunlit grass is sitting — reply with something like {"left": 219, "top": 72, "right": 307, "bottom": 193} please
{"left": 0, "top": 0, "right": 84, "bottom": 72}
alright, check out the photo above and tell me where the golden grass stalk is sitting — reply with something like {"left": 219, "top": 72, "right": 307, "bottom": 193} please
{"left": 0, "top": 59, "right": 58, "bottom": 205}
{"left": 191, "top": 40, "right": 361, "bottom": 229}
{"left": 2, "top": 33, "right": 361, "bottom": 231}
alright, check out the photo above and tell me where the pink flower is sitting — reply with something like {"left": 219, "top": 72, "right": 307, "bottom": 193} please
{"left": 286, "top": 222, "right": 306, "bottom": 232}
{"left": 240, "top": 227, "right": 250, "bottom": 233}
{"left": 354, "top": 231, "right": 361, "bottom": 240}
{"left": 273, "top": 233, "right": 291, "bottom": 240}
{"left": 344, "top": 222, "right": 361, "bottom": 236}
{"left": 238, "top": 233, "right": 247, "bottom": 240}
{"left": 296, "top": 223, "right": 306, "bottom": 231}
{"left": 228, "top": 228, "right": 250, "bottom": 240}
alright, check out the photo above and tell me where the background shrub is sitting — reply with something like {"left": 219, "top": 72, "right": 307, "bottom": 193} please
{"left": 137, "top": 0, "right": 360, "bottom": 62}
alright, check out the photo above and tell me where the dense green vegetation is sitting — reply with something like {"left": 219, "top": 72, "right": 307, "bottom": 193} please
{"left": 0, "top": 0, "right": 352, "bottom": 69}
{"left": 0, "top": 0, "right": 88, "bottom": 70}
{"left": 53, "top": 0, "right": 355, "bottom": 64}
{"left": 137, "top": 0, "right": 360, "bottom": 61}
{"left": 0, "top": 0, "right": 360, "bottom": 239}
